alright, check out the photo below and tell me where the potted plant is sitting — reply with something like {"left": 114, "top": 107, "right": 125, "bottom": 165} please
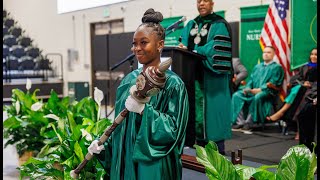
{"left": 18, "top": 87, "right": 112, "bottom": 179}
{"left": 195, "top": 141, "right": 317, "bottom": 180}
{"left": 3, "top": 79, "right": 52, "bottom": 165}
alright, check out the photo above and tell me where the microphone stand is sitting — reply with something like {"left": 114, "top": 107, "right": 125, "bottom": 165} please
{"left": 165, "top": 27, "right": 178, "bottom": 36}
{"left": 110, "top": 53, "right": 135, "bottom": 71}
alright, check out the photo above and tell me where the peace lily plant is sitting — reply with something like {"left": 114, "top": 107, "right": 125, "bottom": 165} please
{"left": 4, "top": 84, "right": 112, "bottom": 179}
{"left": 195, "top": 141, "right": 317, "bottom": 180}
{"left": 4, "top": 78, "right": 47, "bottom": 158}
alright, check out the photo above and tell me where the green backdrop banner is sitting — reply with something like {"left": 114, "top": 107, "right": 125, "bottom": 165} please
{"left": 291, "top": 0, "right": 317, "bottom": 69}
{"left": 215, "top": 10, "right": 225, "bottom": 18}
{"left": 240, "top": 5, "right": 269, "bottom": 76}
{"left": 161, "top": 16, "right": 184, "bottom": 46}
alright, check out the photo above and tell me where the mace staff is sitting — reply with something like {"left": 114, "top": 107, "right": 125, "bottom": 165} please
{"left": 70, "top": 58, "right": 172, "bottom": 179}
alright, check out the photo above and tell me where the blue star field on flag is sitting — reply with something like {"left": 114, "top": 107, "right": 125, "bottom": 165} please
{"left": 274, "top": 0, "right": 289, "bottom": 19}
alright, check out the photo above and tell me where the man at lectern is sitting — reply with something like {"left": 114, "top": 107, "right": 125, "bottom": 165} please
{"left": 178, "top": 0, "right": 233, "bottom": 155}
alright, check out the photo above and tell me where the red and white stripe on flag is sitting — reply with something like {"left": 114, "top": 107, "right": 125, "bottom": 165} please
{"left": 259, "top": 0, "right": 291, "bottom": 100}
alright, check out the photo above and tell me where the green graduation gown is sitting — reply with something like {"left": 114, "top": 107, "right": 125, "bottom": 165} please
{"left": 96, "top": 68, "right": 189, "bottom": 180}
{"left": 180, "top": 13, "right": 232, "bottom": 142}
{"left": 231, "top": 61, "right": 284, "bottom": 123}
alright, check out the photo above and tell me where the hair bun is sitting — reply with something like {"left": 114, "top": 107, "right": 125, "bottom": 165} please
{"left": 141, "top": 8, "right": 163, "bottom": 24}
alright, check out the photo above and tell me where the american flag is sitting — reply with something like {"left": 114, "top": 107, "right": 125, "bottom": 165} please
{"left": 259, "top": 0, "right": 291, "bottom": 99}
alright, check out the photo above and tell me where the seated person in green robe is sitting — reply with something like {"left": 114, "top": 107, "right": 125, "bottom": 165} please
{"left": 231, "top": 46, "right": 284, "bottom": 130}
{"left": 87, "top": 8, "right": 189, "bottom": 180}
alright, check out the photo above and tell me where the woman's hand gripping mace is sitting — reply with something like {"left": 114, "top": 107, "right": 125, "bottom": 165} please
{"left": 70, "top": 58, "right": 172, "bottom": 179}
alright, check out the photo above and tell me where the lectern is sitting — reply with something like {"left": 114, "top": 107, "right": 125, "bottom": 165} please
{"left": 162, "top": 47, "right": 206, "bottom": 172}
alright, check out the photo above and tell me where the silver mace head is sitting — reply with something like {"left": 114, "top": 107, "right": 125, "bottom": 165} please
{"left": 131, "top": 58, "right": 172, "bottom": 103}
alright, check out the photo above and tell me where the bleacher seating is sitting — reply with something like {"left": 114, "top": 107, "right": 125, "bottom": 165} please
{"left": 3, "top": 9, "right": 54, "bottom": 82}
{"left": 3, "top": 25, "right": 9, "bottom": 35}
{"left": 3, "top": 34, "right": 18, "bottom": 46}
{"left": 18, "top": 36, "right": 32, "bottom": 47}
{"left": 19, "top": 56, "right": 35, "bottom": 71}
{"left": 4, "top": 18, "right": 15, "bottom": 28}
{"left": 25, "top": 46, "right": 40, "bottom": 58}
{"left": 10, "top": 45, "right": 26, "bottom": 58}
{"left": 9, "top": 26, "right": 23, "bottom": 37}
{"left": 7, "top": 58, "right": 19, "bottom": 70}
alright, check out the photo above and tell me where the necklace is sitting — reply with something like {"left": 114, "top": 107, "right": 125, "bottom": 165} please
{"left": 190, "top": 23, "right": 208, "bottom": 45}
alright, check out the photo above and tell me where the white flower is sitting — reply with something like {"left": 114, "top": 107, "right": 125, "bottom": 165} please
{"left": 94, "top": 87, "right": 104, "bottom": 105}
{"left": 44, "top": 114, "right": 60, "bottom": 121}
{"left": 15, "top": 100, "right": 20, "bottom": 114}
{"left": 26, "top": 78, "right": 32, "bottom": 90}
{"left": 80, "top": 129, "right": 93, "bottom": 141}
{"left": 85, "top": 134, "right": 93, "bottom": 141}
{"left": 31, "top": 102, "right": 43, "bottom": 111}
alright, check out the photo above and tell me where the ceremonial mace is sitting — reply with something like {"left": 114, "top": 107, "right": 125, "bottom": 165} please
{"left": 70, "top": 58, "right": 172, "bottom": 179}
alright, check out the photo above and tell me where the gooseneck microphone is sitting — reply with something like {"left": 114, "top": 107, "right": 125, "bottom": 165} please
{"left": 166, "top": 16, "right": 187, "bottom": 32}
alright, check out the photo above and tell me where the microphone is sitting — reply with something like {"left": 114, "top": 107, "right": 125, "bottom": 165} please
{"left": 166, "top": 16, "right": 187, "bottom": 32}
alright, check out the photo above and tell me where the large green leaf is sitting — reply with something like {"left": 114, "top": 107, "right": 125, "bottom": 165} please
{"left": 92, "top": 118, "right": 112, "bottom": 136}
{"left": 28, "top": 111, "right": 48, "bottom": 125}
{"left": 40, "top": 126, "right": 56, "bottom": 139}
{"left": 3, "top": 116, "right": 21, "bottom": 129}
{"left": 74, "top": 141, "right": 85, "bottom": 162}
{"left": 63, "top": 169, "right": 75, "bottom": 180}
{"left": 251, "top": 164, "right": 277, "bottom": 180}
{"left": 67, "top": 111, "right": 77, "bottom": 134}
{"left": 60, "top": 96, "right": 70, "bottom": 109}
{"left": 70, "top": 125, "right": 85, "bottom": 142}
{"left": 195, "top": 141, "right": 241, "bottom": 180}
{"left": 275, "top": 144, "right": 313, "bottom": 180}
{"left": 96, "top": 162, "right": 107, "bottom": 179}
{"left": 18, "top": 157, "right": 64, "bottom": 180}
{"left": 235, "top": 164, "right": 259, "bottom": 180}
{"left": 37, "top": 144, "right": 50, "bottom": 158}
{"left": 57, "top": 118, "right": 67, "bottom": 137}
{"left": 37, "top": 144, "right": 60, "bottom": 158}
{"left": 24, "top": 156, "right": 55, "bottom": 165}
{"left": 252, "top": 170, "right": 276, "bottom": 180}
{"left": 60, "top": 140, "right": 73, "bottom": 158}
{"left": 49, "top": 123, "right": 63, "bottom": 143}
{"left": 74, "top": 97, "right": 97, "bottom": 121}
{"left": 61, "top": 154, "right": 75, "bottom": 168}
{"left": 31, "top": 89, "right": 40, "bottom": 102}
{"left": 195, "top": 144, "right": 218, "bottom": 177}
{"left": 46, "top": 90, "right": 60, "bottom": 114}
{"left": 82, "top": 118, "right": 95, "bottom": 133}
{"left": 307, "top": 144, "right": 317, "bottom": 179}
{"left": 12, "top": 89, "right": 33, "bottom": 109}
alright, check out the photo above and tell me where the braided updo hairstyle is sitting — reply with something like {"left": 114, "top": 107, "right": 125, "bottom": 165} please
{"left": 139, "top": 8, "right": 165, "bottom": 41}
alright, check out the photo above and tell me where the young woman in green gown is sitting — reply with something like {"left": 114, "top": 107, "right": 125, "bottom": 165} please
{"left": 87, "top": 8, "right": 189, "bottom": 180}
